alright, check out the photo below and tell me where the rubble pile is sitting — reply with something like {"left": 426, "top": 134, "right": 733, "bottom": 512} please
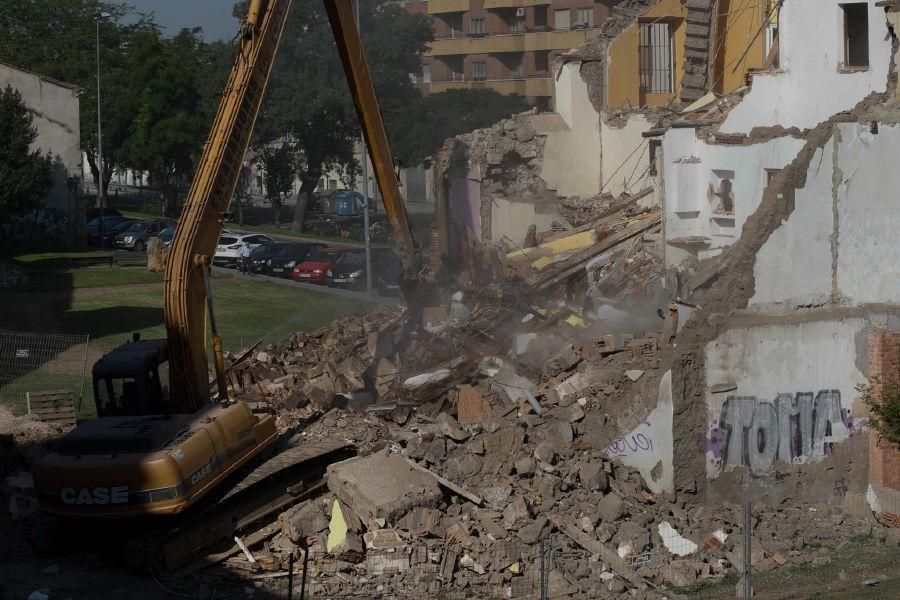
{"left": 220, "top": 329, "right": 886, "bottom": 598}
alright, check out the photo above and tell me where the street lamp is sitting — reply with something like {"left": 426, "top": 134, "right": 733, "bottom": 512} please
{"left": 354, "top": 0, "right": 373, "bottom": 297}
{"left": 95, "top": 11, "right": 111, "bottom": 247}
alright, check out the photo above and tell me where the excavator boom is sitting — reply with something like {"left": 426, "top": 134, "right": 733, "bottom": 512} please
{"left": 165, "top": 0, "right": 417, "bottom": 410}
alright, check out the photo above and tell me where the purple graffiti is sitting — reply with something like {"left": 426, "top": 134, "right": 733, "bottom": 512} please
{"left": 603, "top": 431, "right": 654, "bottom": 459}
{"left": 697, "top": 426, "right": 727, "bottom": 459}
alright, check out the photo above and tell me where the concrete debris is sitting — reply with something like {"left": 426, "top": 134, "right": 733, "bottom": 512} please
{"left": 326, "top": 452, "right": 442, "bottom": 525}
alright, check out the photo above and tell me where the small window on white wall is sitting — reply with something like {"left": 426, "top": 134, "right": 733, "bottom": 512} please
{"left": 841, "top": 3, "right": 869, "bottom": 68}
{"left": 711, "top": 169, "right": 736, "bottom": 217}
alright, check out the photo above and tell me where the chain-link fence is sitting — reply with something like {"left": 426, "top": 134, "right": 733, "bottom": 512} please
{"left": 0, "top": 329, "right": 90, "bottom": 416}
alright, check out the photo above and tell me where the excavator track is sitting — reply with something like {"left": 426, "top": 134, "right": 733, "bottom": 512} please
{"left": 118, "top": 439, "right": 355, "bottom": 576}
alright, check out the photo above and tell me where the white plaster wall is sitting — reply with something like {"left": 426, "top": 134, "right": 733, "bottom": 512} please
{"left": 835, "top": 123, "right": 900, "bottom": 304}
{"left": 662, "top": 128, "right": 805, "bottom": 269}
{"left": 490, "top": 197, "right": 565, "bottom": 246}
{"left": 751, "top": 123, "right": 900, "bottom": 308}
{"left": 703, "top": 319, "right": 868, "bottom": 479}
{"left": 599, "top": 114, "right": 653, "bottom": 198}
{"left": 541, "top": 62, "right": 602, "bottom": 198}
{"left": 721, "top": 0, "right": 891, "bottom": 133}
{"left": 751, "top": 141, "right": 835, "bottom": 307}
{"left": 602, "top": 370, "right": 674, "bottom": 494}
{"left": 0, "top": 63, "right": 82, "bottom": 209}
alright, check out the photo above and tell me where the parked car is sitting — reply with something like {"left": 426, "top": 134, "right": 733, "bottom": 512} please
{"left": 249, "top": 242, "right": 288, "bottom": 274}
{"left": 114, "top": 219, "right": 175, "bottom": 251}
{"left": 86, "top": 215, "right": 129, "bottom": 243}
{"left": 157, "top": 225, "right": 176, "bottom": 247}
{"left": 88, "top": 218, "right": 137, "bottom": 246}
{"left": 213, "top": 233, "right": 275, "bottom": 267}
{"left": 267, "top": 243, "right": 328, "bottom": 278}
{"left": 373, "top": 249, "right": 401, "bottom": 296}
{"left": 292, "top": 248, "right": 347, "bottom": 284}
{"left": 326, "top": 248, "right": 368, "bottom": 289}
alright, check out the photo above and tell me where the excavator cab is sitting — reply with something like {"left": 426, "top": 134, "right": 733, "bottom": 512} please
{"left": 91, "top": 336, "right": 172, "bottom": 417}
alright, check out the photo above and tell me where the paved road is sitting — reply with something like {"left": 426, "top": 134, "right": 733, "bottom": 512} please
{"left": 211, "top": 266, "right": 399, "bottom": 305}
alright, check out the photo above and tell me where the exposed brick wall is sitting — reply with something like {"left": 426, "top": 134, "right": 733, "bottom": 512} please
{"left": 869, "top": 330, "right": 900, "bottom": 491}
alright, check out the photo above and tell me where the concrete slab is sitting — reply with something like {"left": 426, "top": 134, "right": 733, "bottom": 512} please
{"left": 326, "top": 451, "right": 442, "bottom": 525}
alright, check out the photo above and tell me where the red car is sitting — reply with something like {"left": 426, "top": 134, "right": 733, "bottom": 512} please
{"left": 292, "top": 248, "right": 344, "bottom": 283}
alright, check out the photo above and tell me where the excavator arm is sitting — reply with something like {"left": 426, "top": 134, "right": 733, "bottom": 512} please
{"left": 164, "top": 0, "right": 417, "bottom": 411}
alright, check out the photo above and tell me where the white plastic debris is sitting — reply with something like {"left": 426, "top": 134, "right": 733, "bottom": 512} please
{"left": 403, "top": 369, "right": 451, "bottom": 387}
{"left": 658, "top": 521, "right": 698, "bottom": 557}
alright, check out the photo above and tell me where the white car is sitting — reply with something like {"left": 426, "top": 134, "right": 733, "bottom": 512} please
{"left": 214, "top": 233, "right": 275, "bottom": 267}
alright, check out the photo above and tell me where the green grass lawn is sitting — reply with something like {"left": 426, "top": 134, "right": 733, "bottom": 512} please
{"left": 0, "top": 252, "right": 375, "bottom": 416}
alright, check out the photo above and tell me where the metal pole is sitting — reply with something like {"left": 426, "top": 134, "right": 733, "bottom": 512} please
{"left": 354, "top": 0, "right": 373, "bottom": 297}
{"left": 540, "top": 535, "right": 547, "bottom": 600}
{"left": 739, "top": 500, "right": 753, "bottom": 598}
{"left": 299, "top": 545, "right": 309, "bottom": 600}
{"left": 287, "top": 552, "right": 294, "bottom": 600}
{"left": 95, "top": 14, "right": 106, "bottom": 248}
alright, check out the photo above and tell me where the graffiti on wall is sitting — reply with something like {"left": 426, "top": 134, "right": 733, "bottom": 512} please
{"left": 703, "top": 390, "right": 853, "bottom": 473}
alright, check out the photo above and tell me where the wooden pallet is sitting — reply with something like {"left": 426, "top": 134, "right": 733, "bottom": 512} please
{"left": 26, "top": 389, "right": 76, "bottom": 426}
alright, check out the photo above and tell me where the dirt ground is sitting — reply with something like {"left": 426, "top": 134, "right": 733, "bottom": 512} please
{"left": 686, "top": 538, "right": 900, "bottom": 599}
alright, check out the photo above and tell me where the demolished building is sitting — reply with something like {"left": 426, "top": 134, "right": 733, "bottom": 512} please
{"left": 4, "top": 1, "right": 900, "bottom": 598}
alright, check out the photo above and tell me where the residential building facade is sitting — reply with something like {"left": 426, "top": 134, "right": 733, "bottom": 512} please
{"left": 1, "top": 62, "right": 84, "bottom": 246}
{"left": 407, "top": 0, "right": 611, "bottom": 106}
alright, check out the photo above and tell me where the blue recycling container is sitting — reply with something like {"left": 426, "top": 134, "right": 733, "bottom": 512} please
{"left": 336, "top": 193, "right": 356, "bottom": 216}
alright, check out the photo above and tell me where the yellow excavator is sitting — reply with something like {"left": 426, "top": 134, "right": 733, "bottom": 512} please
{"left": 31, "top": 0, "right": 419, "bottom": 567}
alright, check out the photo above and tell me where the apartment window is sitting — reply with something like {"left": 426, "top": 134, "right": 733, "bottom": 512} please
{"left": 422, "top": 64, "right": 431, "bottom": 84}
{"left": 328, "top": 179, "right": 338, "bottom": 190}
{"left": 512, "top": 56, "right": 525, "bottom": 79}
{"left": 842, "top": 3, "right": 869, "bottom": 68}
{"left": 576, "top": 7, "right": 594, "bottom": 28}
{"left": 470, "top": 17, "right": 486, "bottom": 37}
{"left": 511, "top": 9, "right": 525, "bottom": 34}
{"left": 472, "top": 61, "right": 487, "bottom": 82}
{"left": 535, "top": 50, "right": 550, "bottom": 73}
{"left": 318, "top": 178, "right": 325, "bottom": 190}
{"left": 639, "top": 22, "right": 673, "bottom": 93}
{"left": 448, "top": 13, "right": 463, "bottom": 38}
{"left": 534, "top": 6, "right": 548, "bottom": 28}
{"left": 764, "top": 0, "right": 780, "bottom": 64}
{"left": 449, "top": 57, "right": 464, "bottom": 81}
{"left": 554, "top": 9, "right": 571, "bottom": 31}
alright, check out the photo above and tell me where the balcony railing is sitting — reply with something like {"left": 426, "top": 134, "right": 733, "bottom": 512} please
{"left": 427, "top": 26, "right": 602, "bottom": 56}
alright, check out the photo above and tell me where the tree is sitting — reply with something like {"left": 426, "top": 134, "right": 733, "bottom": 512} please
{"left": 0, "top": 1, "right": 156, "bottom": 198}
{"left": 120, "top": 28, "right": 208, "bottom": 216}
{"left": 0, "top": 85, "right": 53, "bottom": 218}
{"left": 859, "top": 375, "right": 900, "bottom": 448}
{"left": 258, "top": 142, "right": 296, "bottom": 224}
{"left": 391, "top": 89, "right": 532, "bottom": 167}
{"left": 234, "top": 0, "right": 433, "bottom": 231}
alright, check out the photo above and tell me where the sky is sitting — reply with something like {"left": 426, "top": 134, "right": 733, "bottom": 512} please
{"left": 129, "top": 0, "right": 240, "bottom": 41}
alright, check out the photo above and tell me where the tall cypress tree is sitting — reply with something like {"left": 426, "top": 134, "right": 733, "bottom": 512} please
{"left": 0, "top": 85, "right": 53, "bottom": 218}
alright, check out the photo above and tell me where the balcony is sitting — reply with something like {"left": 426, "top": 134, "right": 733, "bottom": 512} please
{"left": 427, "top": 27, "right": 602, "bottom": 56}
{"left": 428, "top": 0, "right": 470, "bottom": 14}
{"left": 428, "top": 77, "right": 553, "bottom": 97}
{"left": 483, "top": 0, "right": 552, "bottom": 8}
